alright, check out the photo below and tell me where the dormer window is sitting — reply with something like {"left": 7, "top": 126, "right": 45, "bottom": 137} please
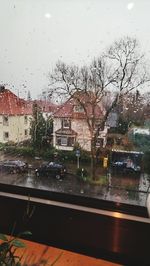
{"left": 62, "top": 118, "right": 71, "bottom": 129}
{"left": 74, "top": 105, "right": 84, "bottom": 112}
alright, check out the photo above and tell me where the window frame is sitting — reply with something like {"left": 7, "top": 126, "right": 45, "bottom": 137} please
{"left": 3, "top": 131, "right": 9, "bottom": 140}
{"left": 24, "top": 129, "right": 28, "bottom": 136}
{"left": 61, "top": 136, "right": 68, "bottom": 146}
{"left": 62, "top": 118, "right": 71, "bottom": 129}
{"left": 3, "top": 115, "right": 9, "bottom": 126}
{"left": 24, "top": 115, "right": 28, "bottom": 125}
{"left": 74, "top": 105, "right": 84, "bottom": 113}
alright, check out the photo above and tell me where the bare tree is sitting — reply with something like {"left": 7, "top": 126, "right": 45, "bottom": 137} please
{"left": 48, "top": 36, "right": 150, "bottom": 180}
{"left": 116, "top": 91, "right": 147, "bottom": 128}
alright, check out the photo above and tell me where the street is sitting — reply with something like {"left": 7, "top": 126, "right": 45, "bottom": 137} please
{"left": 0, "top": 165, "right": 149, "bottom": 207}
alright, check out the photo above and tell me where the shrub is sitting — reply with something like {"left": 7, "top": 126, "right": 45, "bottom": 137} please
{"left": 80, "top": 150, "right": 91, "bottom": 163}
{"left": 76, "top": 168, "right": 88, "bottom": 181}
{"left": 3, "top": 146, "right": 35, "bottom": 157}
{"left": 16, "top": 146, "right": 35, "bottom": 157}
{"left": 56, "top": 150, "right": 76, "bottom": 162}
{"left": 0, "top": 231, "right": 32, "bottom": 266}
{"left": 40, "top": 147, "right": 56, "bottom": 160}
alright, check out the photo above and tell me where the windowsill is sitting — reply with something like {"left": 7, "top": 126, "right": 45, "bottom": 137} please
{"left": 5, "top": 238, "right": 120, "bottom": 266}
{"left": 55, "top": 145, "right": 74, "bottom": 150}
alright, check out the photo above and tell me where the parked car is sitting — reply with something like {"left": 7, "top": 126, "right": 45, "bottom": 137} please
{"left": 35, "top": 161, "right": 67, "bottom": 179}
{"left": 0, "top": 160, "right": 28, "bottom": 174}
{"left": 110, "top": 150, "right": 143, "bottom": 175}
{"left": 111, "top": 160, "right": 141, "bottom": 174}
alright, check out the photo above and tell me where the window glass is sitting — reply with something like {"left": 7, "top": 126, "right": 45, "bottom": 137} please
{"left": 3, "top": 116, "right": 9, "bottom": 126}
{"left": 61, "top": 136, "right": 67, "bottom": 146}
{"left": 24, "top": 129, "right": 28, "bottom": 136}
{"left": 62, "top": 119, "right": 71, "bottom": 129}
{"left": 0, "top": 0, "right": 150, "bottom": 212}
{"left": 3, "top": 132, "right": 9, "bottom": 140}
{"left": 24, "top": 115, "right": 28, "bottom": 124}
{"left": 74, "top": 105, "right": 84, "bottom": 113}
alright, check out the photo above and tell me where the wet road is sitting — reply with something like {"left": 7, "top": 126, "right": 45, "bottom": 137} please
{"left": 0, "top": 167, "right": 149, "bottom": 207}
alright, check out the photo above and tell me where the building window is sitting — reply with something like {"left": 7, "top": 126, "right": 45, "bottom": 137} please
{"left": 24, "top": 115, "right": 28, "bottom": 124}
{"left": 62, "top": 119, "right": 71, "bottom": 129}
{"left": 4, "top": 132, "right": 9, "bottom": 140}
{"left": 61, "top": 136, "right": 67, "bottom": 145}
{"left": 3, "top": 116, "right": 9, "bottom": 126}
{"left": 56, "top": 136, "right": 75, "bottom": 147}
{"left": 96, "top": 138, "right": 104, "bottom": 147}
{"left": 74, "top": 105, "right": 84, "bottom": 112}
{"left": 95, "top": 121, "right": 104, "bottom": 132}
{"left": 25, "top": 129, "right": 28, "bottom": 136}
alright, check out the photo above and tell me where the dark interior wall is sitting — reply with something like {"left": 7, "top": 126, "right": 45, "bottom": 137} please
{"left": 0, "top": 185, "right": 150, "bottom": 265}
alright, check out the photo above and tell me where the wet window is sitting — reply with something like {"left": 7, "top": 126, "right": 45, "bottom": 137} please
{"left": 3, "top": 132, "right": 9, "bottom": 140}
{"left": 62, "top": 119, "right": 71, "bottom": 129}
{"left": 60, "top": 136, "right": 67, "bottom": 146}
{"left": 0, "top": 0, "right": 150, "bottom": 212}
{"left": 24, "top": 115, "right": 28, "bottom": 125}
{"left": 24, "top": 129, "right": 28, "bottom": 136}
{"left": 74, "top": 105, "right": 84, "bottom": 113}
{"left": 3, "top": 116, "right": 9, "bottom": 126}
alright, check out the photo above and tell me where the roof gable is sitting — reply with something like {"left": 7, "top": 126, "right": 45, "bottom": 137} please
{"left": 54, "top": 94, "right": 104, "bottom": 119}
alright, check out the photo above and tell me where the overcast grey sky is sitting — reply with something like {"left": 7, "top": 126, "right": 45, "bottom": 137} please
{"left": 0, "top": 0, "right": 150, "bottom": 99}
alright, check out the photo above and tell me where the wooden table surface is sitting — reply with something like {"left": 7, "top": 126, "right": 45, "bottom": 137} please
{"left": 14, "top": 239, "right": 121, "bottom": 266}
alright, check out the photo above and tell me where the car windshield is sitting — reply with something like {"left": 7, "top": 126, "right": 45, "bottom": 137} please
{"left": 0, "top": 0, "right": 150, "bottom": 211}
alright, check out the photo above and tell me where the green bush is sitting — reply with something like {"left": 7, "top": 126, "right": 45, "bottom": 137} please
{"left": 16, "top": 146, "right": 35, "bottom": 157}
{"left": 0, "top": 143, "right": 6, "bottom": 151}
{"left": 56, "top": 150, "right": 76, "bottom": 162}
{"left": 133, "top": 134, "right": 150, "bottom": 152}
{"left": 3, "top": 145, "right": 17, "bottom": 154}
{"left": 76, "top": 168, "right": 88, "bottom": 181}
{"left": 80, "top": 150, "right": 91, "bottom": 163}
{"left": 0, "top": 231, "right": 32, "bottom": 266}
{"left": 40, "top": 147, "right": 56, "bottom": 160}
{"left": 3, "top": 146, "right": 35, "bottom": 157}
{"left": 56, "top": 149, "right": 90, "bottom": 163}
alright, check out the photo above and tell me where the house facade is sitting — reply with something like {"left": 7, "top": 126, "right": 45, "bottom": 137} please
{"left": 53, "top": 96, "right": 108, "bottom": 151}
{"left": 0, "top": 86, "right": 32, "bottom": 143}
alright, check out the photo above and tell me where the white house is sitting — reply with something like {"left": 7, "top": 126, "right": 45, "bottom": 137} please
{"left": 53, "top": 95, "right": 108, "bottom": 151}
{"left": 0, "top": 86, "right": 32, "bottom": 143}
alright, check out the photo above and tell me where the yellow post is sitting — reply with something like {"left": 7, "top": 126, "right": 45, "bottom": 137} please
{"left": 103, "top": 157, "right": 108, "bottom": 168}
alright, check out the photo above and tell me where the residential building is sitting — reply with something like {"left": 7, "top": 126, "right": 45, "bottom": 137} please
{"left": 33, "top": 99, "right": 58, "bottom": 120}
{"left": 0, "top": 86, "right": 32, "bottom": 143}
{"left": 53, "top": 95, "right": 108, "bottom": 151}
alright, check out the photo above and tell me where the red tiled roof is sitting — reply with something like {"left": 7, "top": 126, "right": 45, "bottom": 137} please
{"left": 34, "top": 100, "right": 58, "bottom": 113}
{"left": 54, "top": 94, "right": 104, "bottom": 119}
{"left": 0, "top": 89, "right": 32, "bottom": 115}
